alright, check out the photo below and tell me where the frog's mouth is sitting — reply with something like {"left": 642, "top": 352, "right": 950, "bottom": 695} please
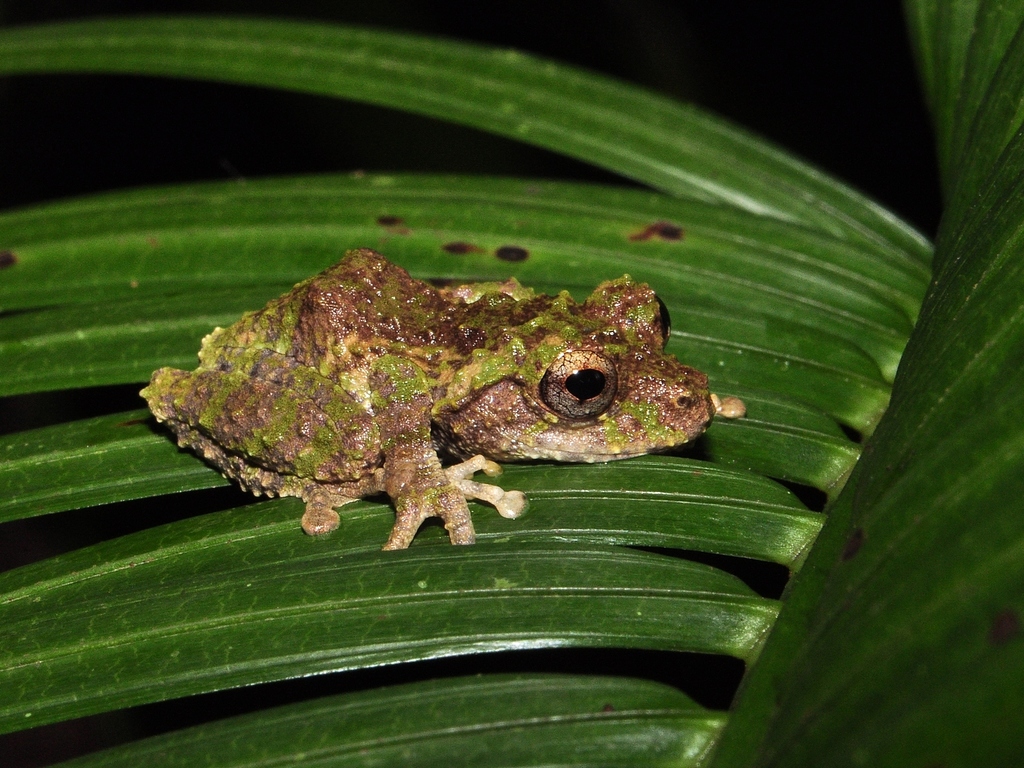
{"left": 539, "top": 448, "right": 651, "bottom": 463}
{"left": 516, "top": 437, "right": 691, "bottom": 464}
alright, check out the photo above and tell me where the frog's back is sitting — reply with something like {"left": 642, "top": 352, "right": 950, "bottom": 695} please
{"left": 201, "top": 249, "right": 459, "bottom": 372}
{"left": 290, "top": 249, "right": 459, "bottom": 363}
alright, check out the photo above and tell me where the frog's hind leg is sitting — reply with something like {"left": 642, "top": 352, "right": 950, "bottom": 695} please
{"left": 445, "top": 455, "right": 527, "bottom": 520}
{"left": 298, "top": 471, "right": 386, "bottom": 536}
{"left": 146, "top": 359, "right": 386, "bottom": 538}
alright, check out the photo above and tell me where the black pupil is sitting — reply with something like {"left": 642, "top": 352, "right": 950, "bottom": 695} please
{"left": 565, "top": 369, "right": 606, "bottom": 401}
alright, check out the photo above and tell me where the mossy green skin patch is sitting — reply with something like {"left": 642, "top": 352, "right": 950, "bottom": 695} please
{"left": 142, "top": 248, "right": 726, "bottom": 550}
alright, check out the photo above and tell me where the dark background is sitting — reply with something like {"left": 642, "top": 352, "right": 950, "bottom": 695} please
{"left": 0, "top": 1, "right": 941, "bottom": 233}
{"left": 0, "top": 2, "right": 941, "bottom": 766}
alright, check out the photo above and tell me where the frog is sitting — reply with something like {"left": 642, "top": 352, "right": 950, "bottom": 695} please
{"left": 141, "top": 248, "right": 745, "bottom": 550}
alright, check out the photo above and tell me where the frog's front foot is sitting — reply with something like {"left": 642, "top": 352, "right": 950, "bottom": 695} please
{"left": 445, "top": 455, "right": 528, "bottom": 520}
{"left": 384, "top": 485, "right": 476, "bottom": 550}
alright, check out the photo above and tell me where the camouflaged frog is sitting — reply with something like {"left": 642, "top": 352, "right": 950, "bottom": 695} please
{"left": 142, "top": 248, "right": 744, "bottom": 550}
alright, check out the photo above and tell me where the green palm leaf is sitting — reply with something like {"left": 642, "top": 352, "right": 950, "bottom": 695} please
{"left": 39, "top": 675, "right": 725, "bottom": 768}
{"left": 710, "top": 3, "right": 1024, "bottom": 765}
{"left": 0, "top": 13, "right": 942, "bottom": 766}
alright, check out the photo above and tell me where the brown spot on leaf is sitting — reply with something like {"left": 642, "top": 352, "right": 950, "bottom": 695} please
{"left": 601, "top": 703, "right": 616, "bottom": 712}
{"left": 116, "top": 418, "right": 149, "bottom": 428}
{"left": 442, "top": 241, "right": 486, "bottom": 255}
{"left": 147, "top": 236, "right": 160, "bottom": 249}
{"left": 495, "top": 245, "right": 529, "bottom": 262}
{"left": 376, "top": 215, "right": 411, "bottom": 235}
{"left": 841, "top": 527, "right": 864, "bottom": 561}
{"left": 629, "top": 221, "right": 685, "bottom": 242}
{"left": 989, "top": 609, "right": 1020, "bottom": 646}
{"left": 0, "top": 251, "right": 18, "bottom": 269}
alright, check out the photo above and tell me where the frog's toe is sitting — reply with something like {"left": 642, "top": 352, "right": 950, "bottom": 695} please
{"left": 383, "top": 504, "right": 429, "bottom": 550}
{"left": 444, "top": 513, "right": 477, "bottom": 546}
{"left": 449, "top": 472, "right": 527, "bottom": 520}
{"left": 495, "top": 490, "right": 527, "bottom": 520}
{"left": 445, "top": 454, "right": 502, "bottom": 481}
{"left": 435, "top": 486, "right": 476, "bottom": 545}
{"left": 711, "top": 393, "right": 747, "bottom": 419}
{"left": 382, "top": 524, "right": 417, "bottom": 551}
{"left": 301, "top": 489, "right": 354, "bottom": 536}
{"left": 301, "top": 504, "right": 341, "bottom": 536}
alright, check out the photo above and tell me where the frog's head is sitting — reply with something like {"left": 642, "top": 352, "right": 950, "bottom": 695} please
{"left": 435, "top": 275, "right": 716, "bottom": 463}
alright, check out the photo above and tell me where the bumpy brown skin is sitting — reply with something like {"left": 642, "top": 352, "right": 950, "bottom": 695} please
{"left": 142, "top": 248, "right": 733, "bottom": 550}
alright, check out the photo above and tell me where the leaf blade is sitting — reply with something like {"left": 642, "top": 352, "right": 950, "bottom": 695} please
{"left": 52, "top": 674, "right": 724, "bottom": 768}
{"left": 710, "top": 5, "right": 1024, "bottom": 765}
{"left": 0, "top": 535, "right": 777, "bottom": 735}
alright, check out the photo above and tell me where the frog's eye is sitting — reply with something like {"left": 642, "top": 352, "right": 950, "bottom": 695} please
{"left": 540, "top": 350, "right": 618, "bottom": 419}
